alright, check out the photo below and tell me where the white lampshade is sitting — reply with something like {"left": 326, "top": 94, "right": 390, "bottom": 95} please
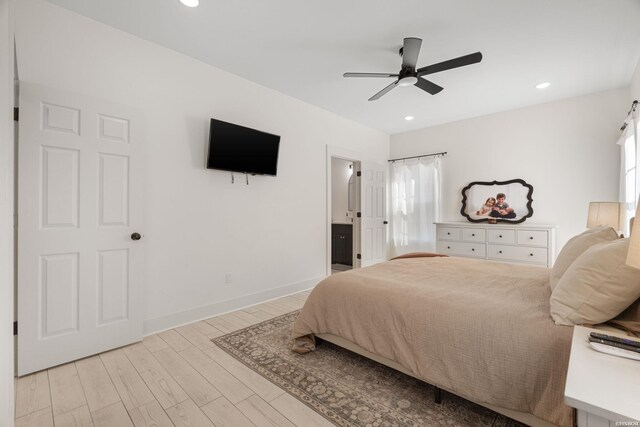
{"left": 627, "top": 202, "right": 640, "bottom": 269}
{"left": 586, "top": 202, "right": 623, "bottom": 231}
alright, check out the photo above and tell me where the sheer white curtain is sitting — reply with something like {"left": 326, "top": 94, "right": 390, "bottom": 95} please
{"left": 619, "top": 108, "right": 638, "bottom": 236}
{"left": 389, "top": 156, "right": 441, "bottom": 257}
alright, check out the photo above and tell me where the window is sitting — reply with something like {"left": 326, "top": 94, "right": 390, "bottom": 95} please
{"left": 389, "top": 157, "right": 441, "bottom": 256}
{"left": 620, "top": 114, "right": 639, "bottom": 235}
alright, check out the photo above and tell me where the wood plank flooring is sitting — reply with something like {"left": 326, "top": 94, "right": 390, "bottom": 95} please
{"left": 14, "top": 291, "right": 312, "bottom": 427}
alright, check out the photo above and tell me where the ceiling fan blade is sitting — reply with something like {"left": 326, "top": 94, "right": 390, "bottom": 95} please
{"left": 417, "top": 52, "right": 483, "bottom": 76}
{"left": 415, "top": 78, "right": 444, "bottom": 95}
{"left": 343, "top": 72, "right": 399, "bottom": 78}
{"left": 402, "top": 37, "right": 422, "bottom": 70}
{"left": 368, "top": 80, "right": 399, "bottom": 101}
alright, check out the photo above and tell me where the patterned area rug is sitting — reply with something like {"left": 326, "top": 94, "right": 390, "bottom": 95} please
{"left": 212, "top": 311, "right": 526, "bottom": 427}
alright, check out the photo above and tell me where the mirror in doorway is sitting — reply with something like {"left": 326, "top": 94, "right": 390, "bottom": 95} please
{"left": 348, "top": 166, "right": 356, "bottom": 212}
{"left": 331, "top": 157, "right": 356, "bottom": 224}
{"left": 461, "top": 179, "right": 534, "bottom": 224}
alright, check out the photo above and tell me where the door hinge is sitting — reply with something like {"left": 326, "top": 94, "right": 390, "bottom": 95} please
{"left": 356, "top": 171, "right": 361, "bottom": 177}
{"left": 13, "top": 321, "right": 17, "bottom": 336}
{"left": 356, "top": 254, "right": 361, "bottom": 260}
{"left": 13, "top": 107, "right": 18, "bottom": 122}
{"left": 383, "top": 220, "right": 388, "bottom": 224}
{"left": 357, "top": 212, "right": 361, "bottom": 218}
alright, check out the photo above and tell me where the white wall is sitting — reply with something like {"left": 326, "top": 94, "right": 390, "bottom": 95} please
{"left": 391, "top": 88, "right": 628, "bottom": 251}
{"left": 0, "top": 0, "right": 15, "bottom": 424}
{"left": 15, "top": 0, "right": 389, "bottom": 333}
{"left": 331, "top": 157, "right": 353, "bottom": 223}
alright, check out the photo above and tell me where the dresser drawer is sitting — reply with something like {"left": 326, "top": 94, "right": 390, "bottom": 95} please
{"left": 488, "top": 245, "right": 547, "bottom": 264}
{"left": 439, "top": 227, "right": 461, "bottom": 241}
{"left": 487, "top": 229, "right": 516, "bottom": 244}
{"left": 461, "top": 228, "right": 486, "bottom": 242}
{"left": 517, "top": 230, "right": 548, "bottom": 246}
{"left": 438, "top": 241, "right": 485, "bottom": 258}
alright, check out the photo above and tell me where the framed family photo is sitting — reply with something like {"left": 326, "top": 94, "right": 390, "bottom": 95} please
{"left": 460, "top": 179, "right": 534, "bottom": 224}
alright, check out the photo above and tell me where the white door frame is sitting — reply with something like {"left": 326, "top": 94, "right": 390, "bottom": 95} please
{"left": 0, "top": 0, "right": 15, "bottom": 423}
{"left": 326, "top": 145, "right": 364, "bottom": 276}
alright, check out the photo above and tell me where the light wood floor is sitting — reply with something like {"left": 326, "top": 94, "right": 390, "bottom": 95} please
{"left": 14, "top": 290, "right": 336, "bottom": 427}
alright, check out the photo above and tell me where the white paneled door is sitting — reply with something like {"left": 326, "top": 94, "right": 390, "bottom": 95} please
{"left": 359, "top": 162, "right": 386, "bottom": 267}
{"left": 18, "top": 83, "right": 145, "bottom": 375}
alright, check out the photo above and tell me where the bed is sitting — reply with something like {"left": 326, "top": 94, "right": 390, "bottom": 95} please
{"left": 292, "top": 255, "right": 575, "bottom": 427}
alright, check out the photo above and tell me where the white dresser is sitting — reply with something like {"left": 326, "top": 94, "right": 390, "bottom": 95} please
{"left": 435, "top": 222, "right": 556, "bottom": 267}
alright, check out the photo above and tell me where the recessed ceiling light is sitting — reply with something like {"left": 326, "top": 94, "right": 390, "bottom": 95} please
{"left": 179, "top": 0, "right": 199, "bottom": 7}
{"left": 535, "top": 82, "right": 551, "bottom": 89}
{"left": 404, "top": 116, "right": 414, "bottom": 121}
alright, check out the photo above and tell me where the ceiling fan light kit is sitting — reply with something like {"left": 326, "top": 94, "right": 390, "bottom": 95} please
{"left": 398, "top": 76, "right": 418, "bottom": 87}
{"left": 179, "top": 0, "right": 199, "bottom": 7}
{"left": 344, "top": 37, "right": 483, "bottom": 101}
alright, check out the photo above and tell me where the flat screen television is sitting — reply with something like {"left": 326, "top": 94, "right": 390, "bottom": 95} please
{"left": 207, "top": 118, "right": 280, "bottom": 176}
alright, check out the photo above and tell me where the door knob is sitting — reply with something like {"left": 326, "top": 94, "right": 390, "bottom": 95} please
{"left": 131, "top": 232, "right": 142, "bottom": 241}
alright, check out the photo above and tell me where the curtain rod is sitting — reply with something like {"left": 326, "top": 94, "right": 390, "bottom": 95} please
{"left": 621, "top": 100, "right": 638, "bottom": 131}
{"left": 388, "top": 151, "right": 447, "bottom": 162}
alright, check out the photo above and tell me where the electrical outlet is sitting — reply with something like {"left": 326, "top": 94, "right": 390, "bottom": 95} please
{"left": 225, "top": 272, "right": 232, "bottom": 284}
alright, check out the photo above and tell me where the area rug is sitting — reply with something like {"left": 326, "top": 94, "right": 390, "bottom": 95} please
{"left": 212, "top": 311, "right": 526, "bottom": 427}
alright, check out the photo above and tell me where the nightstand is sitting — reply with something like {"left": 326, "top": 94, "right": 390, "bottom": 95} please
{"left": 564, "top": 326, "right": 640, "bottom": 426}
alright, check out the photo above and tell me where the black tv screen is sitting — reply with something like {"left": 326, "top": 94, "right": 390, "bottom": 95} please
{"left": 207, "top": 119, "right": 280, "bottom": 176}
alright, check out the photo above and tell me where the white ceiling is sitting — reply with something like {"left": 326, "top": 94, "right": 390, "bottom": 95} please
{"left": 44, "top": 0, "right": 640, "bottom": 134}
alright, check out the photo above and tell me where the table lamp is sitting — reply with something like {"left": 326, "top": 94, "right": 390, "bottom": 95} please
{"left": 586, "top": 202, "right": 623, "bottom": 234}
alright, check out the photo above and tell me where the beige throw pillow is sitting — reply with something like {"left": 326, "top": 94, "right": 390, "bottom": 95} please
{"left": 550, "top": 226, "right": 619, "bottom": 291}
{"left": 550, "top": 239, "right": 640, "bottom": 326}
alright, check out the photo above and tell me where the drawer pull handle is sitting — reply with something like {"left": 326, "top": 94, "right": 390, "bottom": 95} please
{"left": 499, "top": 250, "right": 502, "bottom": 254}
{"left": 447, "top": 232, "right": 450, "bottom": 235}
{"left": 471, "top": 233, "right": 475, "bottom": 236}
{"left": 530, "top": 253, "right": 534, "bottom": 256}
{"left": 447, "top": 246, "right": 450, "bottom": 249}
{"left": 529, "top": 236, "right": 534, "bottom": 240}
{"left": 471, "top": 248, "right": 475, "bottom": 252}
{"left": 499, "top": 235, "right": 502, "bottom": 238}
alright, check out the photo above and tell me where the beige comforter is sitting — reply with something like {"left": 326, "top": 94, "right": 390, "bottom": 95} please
{"left": 292, "top": 257, "right": 574, "bottom": 427}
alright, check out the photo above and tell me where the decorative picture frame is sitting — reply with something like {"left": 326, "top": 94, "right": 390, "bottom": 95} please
{"left": 460, "top": 179, "right": 534, "bottom": 224}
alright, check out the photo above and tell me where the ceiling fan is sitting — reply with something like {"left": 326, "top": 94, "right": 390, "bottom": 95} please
{"left": 344, "top": 38, "right": 482, "bottom": 101}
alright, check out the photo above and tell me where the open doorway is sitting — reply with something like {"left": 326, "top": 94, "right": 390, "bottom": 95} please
{"left": 330, "top": 157, "right": 356, "bottom": 274}
{"left": 326, "top": 146, "right": 386, "bottom": 275}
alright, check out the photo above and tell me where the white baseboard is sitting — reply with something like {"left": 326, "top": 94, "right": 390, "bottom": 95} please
{"left": 143, "top": 275, "right": 324, "bottom": 336}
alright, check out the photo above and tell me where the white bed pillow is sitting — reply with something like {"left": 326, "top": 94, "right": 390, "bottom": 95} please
{"left": 550, "top": 239, "right": 640, "bottom": 326}
{"left": 550, "top": 226, "right": 619, "bottom": 291}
